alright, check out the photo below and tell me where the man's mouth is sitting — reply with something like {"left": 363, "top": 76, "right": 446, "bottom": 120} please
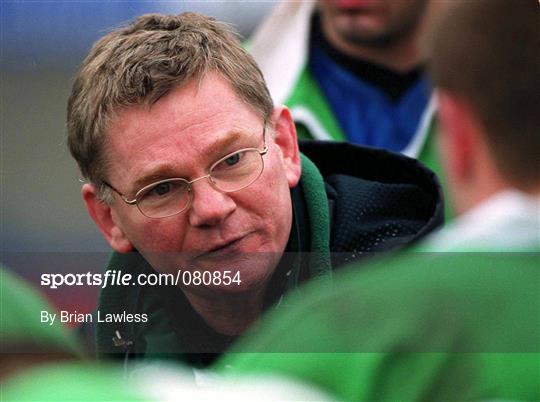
{"left": 195, "top": 234, "right": 250, "bottom": 260}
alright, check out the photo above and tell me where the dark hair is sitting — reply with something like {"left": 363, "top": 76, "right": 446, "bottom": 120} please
{"left": 426, "top": 0, "right": 539, "bottom": 189}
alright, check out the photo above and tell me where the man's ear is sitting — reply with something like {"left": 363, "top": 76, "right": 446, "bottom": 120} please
{"left": 82, "top": 183, "right": 133, "bottom": 253}
{"left": 271, "top": 106, "right": 301, "bottom": 188}
{"left": 437, "top": 90, "right": 476, "bottom": 185}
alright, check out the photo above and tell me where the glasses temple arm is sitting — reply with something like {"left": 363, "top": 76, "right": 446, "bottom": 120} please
{"left": 101, "top": 181, "right": 137, "bottom": 204}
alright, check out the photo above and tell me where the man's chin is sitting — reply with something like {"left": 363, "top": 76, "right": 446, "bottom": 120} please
{"left": 337, "top": 23, "right": 392, "bottom": 47}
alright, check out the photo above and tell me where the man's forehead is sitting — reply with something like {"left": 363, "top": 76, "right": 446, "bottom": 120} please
{"left": 107, "top": 73, "right": 260, "bottom": 141}
{"left": 103, "top": 75, "right": 263, "bottom": 187}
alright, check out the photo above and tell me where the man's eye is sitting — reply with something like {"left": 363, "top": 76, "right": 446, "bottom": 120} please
{"left": 224, "top": 152, "right": 241, "bottom": 166}
{"left": 149, "top": 182, "right": 171, "bottom": 196}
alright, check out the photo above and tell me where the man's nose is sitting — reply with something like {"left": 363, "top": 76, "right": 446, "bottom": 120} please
{"left": 187, "top": 178, "right": 236, "bottom": 227}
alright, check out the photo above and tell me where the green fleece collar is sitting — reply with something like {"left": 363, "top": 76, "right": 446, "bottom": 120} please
{"left": 298, "top": 153, "right": 332, "bottom": 279}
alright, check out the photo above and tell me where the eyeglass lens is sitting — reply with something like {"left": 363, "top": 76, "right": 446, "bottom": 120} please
{"left": 136, "top": 148, "right": 264, "bottom": 218}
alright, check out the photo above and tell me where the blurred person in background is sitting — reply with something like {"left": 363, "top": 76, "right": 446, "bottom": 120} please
{"left": 0, "top": 268, "right": 81, "bottom": 381}
{"left": 250, "top": 0, "right": 436, "bottom": 156}
{"left": 0, "top": 267, "right": 140, "bottom": 401}
{"left": 219, "top": 1, "right": 540, "bottom": 400}
{"left": 66, "top": 12, "right": 442, "bottom": 371}
{"left": 250, "top": 1, "right": 454, "bottom": 217}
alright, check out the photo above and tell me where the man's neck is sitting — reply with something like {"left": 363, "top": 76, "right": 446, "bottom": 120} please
{"left": 182, "top": 287, "right": 266, "bottom": 336}
{"left": 321, "top": 17, "right": 423, "bottom": 72}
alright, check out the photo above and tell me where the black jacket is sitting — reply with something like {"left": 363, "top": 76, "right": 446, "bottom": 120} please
{"left": 302, "top": 140, "right": 442, "bottom": 261}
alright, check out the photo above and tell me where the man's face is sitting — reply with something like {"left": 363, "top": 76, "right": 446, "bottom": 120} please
{"left": 319, "top": 0, "right": 429, "bottom": 47}
{"left": 92, "top": 73, "right": 300, "bottom": 295}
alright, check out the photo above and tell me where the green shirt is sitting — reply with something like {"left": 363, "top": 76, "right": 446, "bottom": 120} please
{"left": 219, "top": 251, "right": 539, "bottom": 401}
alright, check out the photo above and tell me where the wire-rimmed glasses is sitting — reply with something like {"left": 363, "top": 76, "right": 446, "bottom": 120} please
{"left": 103, "top": 129, "right": 268, "bottom": 218}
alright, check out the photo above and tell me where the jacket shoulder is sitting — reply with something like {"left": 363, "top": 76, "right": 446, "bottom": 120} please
{"left": 300, "top": 141, "right": 444, "bottom": 260}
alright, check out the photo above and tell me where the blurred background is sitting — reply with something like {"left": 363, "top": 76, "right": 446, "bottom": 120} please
{"left": 1, "top": 1, "right": 275, "bottom": 312}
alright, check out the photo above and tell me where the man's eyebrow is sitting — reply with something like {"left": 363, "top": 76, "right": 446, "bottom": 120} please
{"left": 130, "top": 129, "right": 250, "bottom": 192}
{"left": 131, "top": 164, "right": 179, "bottom": 193}
{"left": 205, "top": 129, "right": 246, "bottom": 156}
